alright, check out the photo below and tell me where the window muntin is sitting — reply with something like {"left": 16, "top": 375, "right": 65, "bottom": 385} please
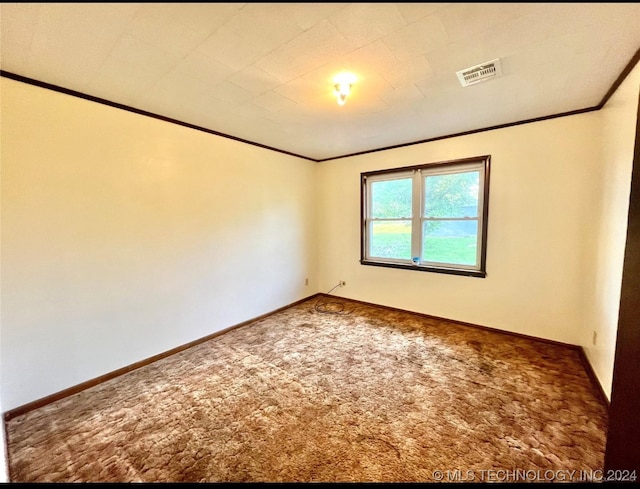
{"left": 361, "top": 156, "right": 490, "bottom": 277}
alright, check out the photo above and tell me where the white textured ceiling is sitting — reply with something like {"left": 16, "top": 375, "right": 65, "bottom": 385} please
{"left": 1, "top": 3, "right": 639, "bottom": 160}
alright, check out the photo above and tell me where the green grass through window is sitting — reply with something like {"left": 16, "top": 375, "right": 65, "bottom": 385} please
{"left": 370, "top": 223, "right": 477, "bottom": 265}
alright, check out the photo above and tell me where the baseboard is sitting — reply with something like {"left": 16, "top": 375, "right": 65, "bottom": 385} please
{"left": 577, "top": 347, "right": 611, "bottom": 409}
{"left": 3, "top": 293, "right": 322, "bottom": 422}
{"left": 322, "top": 293, "right": 578, "bottom": 349}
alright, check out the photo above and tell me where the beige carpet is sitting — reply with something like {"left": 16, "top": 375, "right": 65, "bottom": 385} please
{"left": 5, "top": 295, "right": 608, "bottom": 482}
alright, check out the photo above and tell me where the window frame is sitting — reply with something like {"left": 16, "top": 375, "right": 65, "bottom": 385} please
{"left": 360, "top": 155, "right": 491, "bottom": 278}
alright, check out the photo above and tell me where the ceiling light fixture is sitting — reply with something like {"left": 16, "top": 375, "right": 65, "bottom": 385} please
{"left": 333, "top": 72, "right": 356, "bottom": 106}
{"left": 335, "top": 82, "right": 351, "bottom": 106}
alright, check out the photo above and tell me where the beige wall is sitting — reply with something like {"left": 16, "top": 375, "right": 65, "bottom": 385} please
{"left": 317, "top": 112, "right": 603, "bottom": 346}
{"left": 0, "top": 78, "right": 318, "bottom": 410}
{"left": 582, "top": 63, "right": 640, "bottom": 399}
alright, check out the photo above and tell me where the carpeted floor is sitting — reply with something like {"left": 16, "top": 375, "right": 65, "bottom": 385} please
{"left": 5, "top": 295, "right": 608, "bottom": 482}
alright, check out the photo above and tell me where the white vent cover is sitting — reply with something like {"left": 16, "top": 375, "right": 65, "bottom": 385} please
{"left": 456, "top": 58, "right": 503, "bottom": 87}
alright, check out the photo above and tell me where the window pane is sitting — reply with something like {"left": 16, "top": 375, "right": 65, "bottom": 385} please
{"left": 424, "top": 171, "right": 479, "bottom": 218}
{"left": 371, "top": 178, "right": 412, "bottom": 218}
{"left": 370, "top": 221, "right": 412, "bottom": 260}
{"left": 422, "top": 220, "right": 478, "bottom": 266}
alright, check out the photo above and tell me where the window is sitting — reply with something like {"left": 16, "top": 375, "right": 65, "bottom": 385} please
{"left": 361, "top": 155, "right": 490, "bottom": 277}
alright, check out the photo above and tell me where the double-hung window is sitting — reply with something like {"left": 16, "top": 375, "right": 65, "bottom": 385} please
{"left": 361, "top": 155, "right": 490, "bottom": 277}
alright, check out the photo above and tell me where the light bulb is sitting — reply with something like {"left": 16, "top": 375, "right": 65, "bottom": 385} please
{"left": 332, "top": 72, "right": 356, "bottom": 106}
{"left": 335, "top": 82, "right": 351, "bottom": 105}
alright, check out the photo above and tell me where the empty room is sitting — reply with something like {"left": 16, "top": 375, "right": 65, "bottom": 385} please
{"left": 1, "top": 2, "right": 639, "bottom": 483}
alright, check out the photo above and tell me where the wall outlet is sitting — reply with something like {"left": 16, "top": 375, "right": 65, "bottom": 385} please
{"left": 339, "top": 281, "right": 346, "bottom": 287}
{"left": 592, "top": 331, "right": 597, "bottom": 346}
{"left": 305, "top": 278, "right": 309, "bottom": 286}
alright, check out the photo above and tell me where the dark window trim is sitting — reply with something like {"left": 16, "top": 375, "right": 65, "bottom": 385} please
{"left": 360, "top": 155, "right": 491, "bottom": 278}
{"left": 359, "top": 259, "right": 487, "bottom": 278}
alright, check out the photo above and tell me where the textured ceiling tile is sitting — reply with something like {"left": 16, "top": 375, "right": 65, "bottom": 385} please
{"left": 562, "top": 51, "right": 633, "bottom": 105}
{"left": 0, "top": 3, "right": 40, "bottom": 73}
{"left": 347, "top": 40, "right": 399, "bottom": 80}
{"left": 597, "top": 2, "right": 640, "bottom": 26}
{"left": 139, "top": 83, "right": 189, "bottom": 115}
{"left": 354, "top": 96, "right": 390, "bottom": 116}
{"left": 497, "top": 71, "right": 578, "bottom": 120}
{"left": 503, "top": 17, "right": 640, "bottom": 90}
{"left": 438, "top": 3, "right": 528, "bottom": 43}
{"left": 328, "top": 3, "right": 407, "bottom": 49}
{"left": 157, "top": 3, "right": 246, "bottom": 32}
{"left": 424, "top": 38, "right": 490, "bottom": 77}
{"left": 84, "top": 34, "right": 179, "bottom": 101}
{"left": 256, "top": 20, "right": 351, "bottom": 82}
{"left": 194, "top": 108, "right": 258, "bottom": 140}
{"left": 150, "top": 70, "right": 213, "bottom": 100}
{"left": 605, "top": 21, "right": 640, "bottom": 52}
{"left": 507, "top": 35, "right": 584, "bottom": 76}
{"left": 25, "top": 4, "right": 141, "bottom": 88}
{"left": 127, "top": 11, "right": 214, "bottom": 59}
{"left": 273, "top": 75, "right": 321, "bottom": 105}
{"left": 473, "top": 12, "right": 563, "bottom": 59}
{"left": 174, "top": 51, "right": 235, "bottom": 86}
{"left": 379, "top": 84, "right": 424, "bottom": 106}
{"left": 233, "top": 101, "right": 273, "bottom": 120}
{"left": 556, "top": 26, "right": 620, "bottom": 64}
{"left": 92, "top": 34, "right": 179, "bottom": 80}
{"left": 383, "top": 14, "right": 449, "bottom": 59}
{"left": 264, "top": 109, "right": 316, "bottom": 129}
{"left": 414, "top": 72, "right": 463, "bottom": 107}
{"left": 196, "top": 25, "right": 267, "bottom": 72}
{"left": 141, "top": 82, "right": 224, "bottom": 126}
{"left": 85, "top": 69, "right": 155, "bottom": 108}
{"left": 0, "top": 3, "right": 40, "bottom": 53}
{"left": 223, "top": 3, "right": 303, "bottom": 56}
{"left": 252, "top": 90, "right": 297, "bottom": 113}
{"left": 26, "top": 39, "right": 98, "bottom": 88}
{"left": 36, "top": 3, "right": 141, "bottom": 41}
{"left": 25, "top": 41, "right": 108, "bottom": 90}
{"left": 227, "top": 65, "right": 281, "bottom": 95}
{"left": 479, "top": 4, "right": 613, "bottom": 59}
{"left": 273, "top": 77, "right": 310, "bottom": 105}
{"left": 382, "top": 54, "right": 433, "bottom": 90}
{"left": 225, "top": 115, "right": 285, "bottom": 144}
{"left": 543, "top": 2, "right": 631, "bottom": 29}
{"left": 395, "top": 3, "right": 450, "bottom": 24}
{"left": 0, "top": 40, "right": 30, "bottom": 74}
{"left": 209, "top": 80, "right": 254, "bottom": 106}
{"left": 128, "top": 4, "right": 186, "bottom": 32}
{"left": 279, "top": 2, "right": 348, "bottom": 31}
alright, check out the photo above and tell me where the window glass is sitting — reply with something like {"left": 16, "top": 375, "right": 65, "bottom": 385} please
{"left": 424, "top": 171, "right": 479, "bottom": 218}
{"left": 371, "top": 178, "right": 412, "bottom": 218}
{"left": 422, "top": 220, "right": 478, "bottom": 265}
{"left": 370, "top": 221, "right": 412, "bottom": 260}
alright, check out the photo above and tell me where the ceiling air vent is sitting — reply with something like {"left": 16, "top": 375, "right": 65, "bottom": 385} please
{"left": 456, "top": 58, "right": 502, "bottom": 87}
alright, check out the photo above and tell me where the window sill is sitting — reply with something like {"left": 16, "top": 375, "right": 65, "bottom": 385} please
{"left": 360, "top": 259, "right": 486, "bottom": 278}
